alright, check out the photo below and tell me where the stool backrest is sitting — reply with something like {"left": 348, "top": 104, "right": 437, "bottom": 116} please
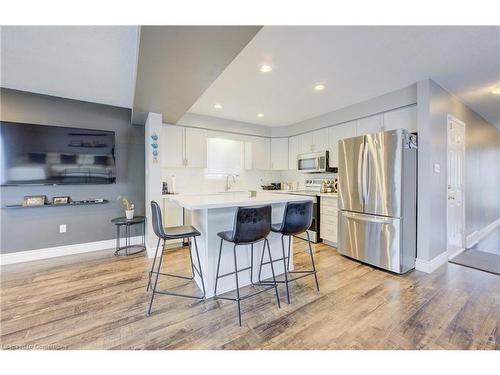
{"left": 280, "top": 201, "right": 313, "bottom": 235}
{"left": 232, "top": 205, "right": 271, "bottom": 244}
{"left": 151, "top": 201, "right": 167, "bottom": 239}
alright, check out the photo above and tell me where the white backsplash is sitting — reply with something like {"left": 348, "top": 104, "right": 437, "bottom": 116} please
{"left": 163, "top": 168, "right": 336, "bottom": 194}
{"left": 280, "top": 170, "right": 337, "bottom": 190}
{"left": 163, "top": 168, "right": 281, "bottom": 194}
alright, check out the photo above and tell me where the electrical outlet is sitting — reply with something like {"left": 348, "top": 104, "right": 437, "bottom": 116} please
{"left": 59, "top": 224, "right": 66, "bottom": 233}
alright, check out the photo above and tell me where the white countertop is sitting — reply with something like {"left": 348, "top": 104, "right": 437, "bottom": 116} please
{"left": 166, "top": 192, "right": 314, "bottom": 210}
{"left": 268, "top": 190, "right": 338, "bottom": 198}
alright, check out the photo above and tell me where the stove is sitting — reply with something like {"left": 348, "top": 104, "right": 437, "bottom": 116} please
{"left": 284, "top": 179, "right": 324, "bottom": 242}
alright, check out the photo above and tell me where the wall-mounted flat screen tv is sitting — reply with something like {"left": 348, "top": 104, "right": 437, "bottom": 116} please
{"left": 0, "top": 121, "right": 116, "bottom": 185}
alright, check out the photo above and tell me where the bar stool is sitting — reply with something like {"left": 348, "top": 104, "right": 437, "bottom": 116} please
{"left": 259, "top": 200, "right": 319, "bottom": 304}
{"left": 214, "top": 205, "right": 280, "bottom": 326}
{"left": 147, "top": 201, "right": 206, "bottom": 316}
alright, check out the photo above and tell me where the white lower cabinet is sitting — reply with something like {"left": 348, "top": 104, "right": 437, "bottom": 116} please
{"left": 320, "top": 196, "right": 338, "bottom": 244}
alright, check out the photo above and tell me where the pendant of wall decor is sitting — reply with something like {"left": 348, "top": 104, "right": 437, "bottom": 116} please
{"left": 150, "top": 133, "right": 159, "bottom": 163}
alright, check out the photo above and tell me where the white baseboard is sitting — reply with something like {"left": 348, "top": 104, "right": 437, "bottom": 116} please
{"left": 1, "top": 236, "right": 143, "bottom": 265}
{"left": 415, "top": 251, "right": 449, "bottom": 273}
{"left": 447, "top": 246, "right": 465, "bottom": 260}
{"left": 466, "top": 218, "right": 500, "bottom": 249}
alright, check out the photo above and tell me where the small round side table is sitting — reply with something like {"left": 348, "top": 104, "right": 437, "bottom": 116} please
{"left": 111, "top": 216, "right": 146, "bottom": 256}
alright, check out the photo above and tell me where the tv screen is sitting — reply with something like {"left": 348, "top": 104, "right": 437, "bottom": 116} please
{"left": 0, "top": 121, "right": 116, "bottom": 185}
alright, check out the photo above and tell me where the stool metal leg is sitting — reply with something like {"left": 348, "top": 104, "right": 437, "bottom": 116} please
{"left": 147, "top": 238, "right": 161, "bottom": 291}
{"left": 232, "top": 244, "right": 242, "bottom": 326}
{"left": 257, "top": 240, "right": 267, "bottom": 283}
{"left": 192, "top": 236, "right": 206, "bottom": 298}
{"left": 266, "top": 239, "right": 281, "bottom": 308}
{"left": 280, "top": 235, "right": 291, "bottom": 304}
{"left": 214, "top": 238, "right": 224, "bottom": 297}
{"left": 306, "top": 231, "right": 320, "bottom": 292}
{"left": 148, "top": 239, "right": 166, "bottom": 316}
{"left": 187, "top": 238, "right": 196, "bottom": 280}
{"left": 286, "top": 235, "right": 292, "bottom": 271}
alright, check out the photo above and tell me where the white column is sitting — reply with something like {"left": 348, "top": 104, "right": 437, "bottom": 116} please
{"left": 145, "top": 112, "right": 163, "bottom": 257}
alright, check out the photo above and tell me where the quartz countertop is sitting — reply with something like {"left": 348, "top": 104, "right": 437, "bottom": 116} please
{"left": 318, "top": 193, "right": 338, "bottom": 198}
{"left": 167, "top": 191, "right": 314, "bottom": 210}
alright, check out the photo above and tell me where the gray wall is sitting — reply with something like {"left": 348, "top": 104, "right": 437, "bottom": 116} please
{"left": 417, "top": 79, "right": 500, "bottom": 261}
{"left": 0, "top": 88, "right": 145, "bottom": 254}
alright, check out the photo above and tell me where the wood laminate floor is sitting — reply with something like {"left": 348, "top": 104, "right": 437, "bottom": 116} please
{"left": 1, "top": 240, "right": 499, "bottom": 350}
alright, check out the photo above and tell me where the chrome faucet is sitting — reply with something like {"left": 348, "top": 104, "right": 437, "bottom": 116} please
{"left": 225, "top": 174, "right": 237, "bottom": 192}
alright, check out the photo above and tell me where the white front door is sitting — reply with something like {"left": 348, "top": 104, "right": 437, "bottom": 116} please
{"left": 447, "top": 115, "right": 466, "bottom": 256}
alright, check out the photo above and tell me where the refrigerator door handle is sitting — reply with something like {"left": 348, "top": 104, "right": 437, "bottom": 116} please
{"left": 357, "top": 141, "right": 364, "bottom": 204}
{"left": 343, "top": 211, "right": 394, "bottom": 224}
{"left": 362, "top": 140, "right": 369, "bottom": 202}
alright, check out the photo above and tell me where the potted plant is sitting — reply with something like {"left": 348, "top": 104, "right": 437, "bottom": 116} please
{"left": 117, "top": 195, "right": 134, "bottom": 220}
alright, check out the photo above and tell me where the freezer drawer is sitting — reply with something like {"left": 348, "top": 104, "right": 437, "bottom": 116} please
{"left": 338, "top": 210, "right": 410, "bottom": 273}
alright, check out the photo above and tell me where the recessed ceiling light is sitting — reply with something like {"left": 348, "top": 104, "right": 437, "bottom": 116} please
{"left": 214, "top": 103, "right": 223, "bottom": 109}
{"left": 259, "top": 64, "right": 272, "bottom": 73}
{"left": 492, "top": 85, "right": 500, "bottom": 94}
{"left": 257, "top": 113, "right": 264, "bottom": 118}
{"left": 314, "top": 84, "right": 325, "bottom": 91}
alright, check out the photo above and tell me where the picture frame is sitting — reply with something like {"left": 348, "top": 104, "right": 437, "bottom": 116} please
{"left": 52, "top": 196, "right": 72, "bottom": 205}
{"left": 22, "top": 195, "right": 48, "bottom": 207}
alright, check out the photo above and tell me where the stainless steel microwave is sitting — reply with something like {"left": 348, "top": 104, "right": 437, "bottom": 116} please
{"left": 297, "top": 151, "right": 336, "bottom": 173}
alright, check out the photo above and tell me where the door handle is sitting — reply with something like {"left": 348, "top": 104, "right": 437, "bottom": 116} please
{"left": 343, "top": 211, "right": 393, "bottom": 224}
{"left": 357, "top": 142, "right": 364, "bottom": 204}
{"left": 362, "top": 142, "right": 369, "bottom": 202}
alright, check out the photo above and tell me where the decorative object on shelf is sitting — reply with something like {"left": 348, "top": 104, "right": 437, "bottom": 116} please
{"left": 117, "top": 195, "right": 135, "bottom": 220}
{"left": 22, "top": 195, "right": 48, "bottom": 207}
{"left": 52, "top": 196, "right": 72, "bottom": 205}
{"left": 150, "top": 133, "right": 159, "bottom": 163}
{"left": 162, "top": 181, "right": 169, "bottom": 195}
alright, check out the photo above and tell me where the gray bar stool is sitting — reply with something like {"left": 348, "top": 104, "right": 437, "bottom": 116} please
{"left": 147, "top": 201, "right": 206, "bottom": 316}
{"left": 214, "top": 205, "right": 280, "bottom": 326}
{"left": 259, "top": 200, "right": 319, "bottom": 304}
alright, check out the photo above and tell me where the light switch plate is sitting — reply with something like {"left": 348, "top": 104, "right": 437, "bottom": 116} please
{"left": 433, "top": 163, "right": 441, "bottom": 173}
{"left": 59, "top": 224, "right": 66, "bottom": 233}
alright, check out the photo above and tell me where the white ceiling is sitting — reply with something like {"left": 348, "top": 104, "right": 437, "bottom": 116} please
{"left": 1, "top": 26, "right": 139, "bottom": 108}
{"left": 188, "top": 26, "right": 500, "bottom": 127}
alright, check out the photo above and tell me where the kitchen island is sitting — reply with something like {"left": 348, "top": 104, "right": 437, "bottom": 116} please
{"left": 167, "top": 192, "right": 314, "bottom": 298}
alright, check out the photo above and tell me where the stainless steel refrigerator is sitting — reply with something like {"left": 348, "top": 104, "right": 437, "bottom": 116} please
{"left": 338, "top": 129, "right": 417, "bottom": 274}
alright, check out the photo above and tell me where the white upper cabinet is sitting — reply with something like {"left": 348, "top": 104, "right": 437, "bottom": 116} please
{"left": 162, "top": 125, "right": 184, "bottom": 168}
{"left": 288, "top": 136, "right": 299, "bottom": 170}
{"left": 383, "top": 105, "right": 417, "bottom": 133}
{"left": 298, "top": 128, "right": 329, "bottom": 154}
{"left": 270, "top": 138, "right": 289, "bottom": 170}
{"left": 184, "top": 127, "right": 207, "bottom": 168}
{"left": 328, "top": 121, "right": 357, "bottom": 168}
{"left": 311, "top": 128, "right": 329, "bottom": 152}
{"left": 245, "top": 136, "right": 270, "bottom": 170}
{"left": 356, "top": 114, "right": 384, "bottom": 136}
{"left": 162, "top": 125, "right": 207, "bottom": 169}
{"left": 299, "top": 132, "right": 313, "bottom": 153}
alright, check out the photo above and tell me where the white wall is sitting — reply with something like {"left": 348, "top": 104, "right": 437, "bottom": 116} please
{"left": 144, "top": 112, "right": 163, "bottom": 255}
